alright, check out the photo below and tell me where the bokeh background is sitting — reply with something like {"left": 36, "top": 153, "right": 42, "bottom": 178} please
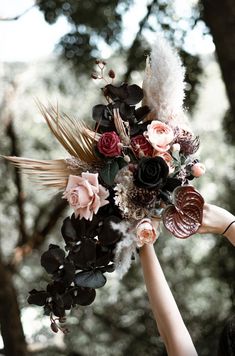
{"left": 0, "top": 1, "right": 235, "bottom": 355}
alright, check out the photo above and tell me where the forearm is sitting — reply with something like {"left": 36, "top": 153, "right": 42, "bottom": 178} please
{"left": 140, "top": 244, "right": 197, "bottom": 356}
{"left": 198, "top": 204, "right": 235, "bottom": 245}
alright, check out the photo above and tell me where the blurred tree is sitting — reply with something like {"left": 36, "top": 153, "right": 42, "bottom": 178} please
{"left": 0, "top": 1, "right": 235, "bottom": 356}
{"left": 36, "top": 0, "right": 202, "bottom": 111}
{"left": 201, "top": 0, "right": 235, "bottom": 142}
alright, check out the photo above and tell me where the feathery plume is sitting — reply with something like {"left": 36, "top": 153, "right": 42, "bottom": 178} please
{"left": 143, "top": 35, "right": 185, "bottom": 122}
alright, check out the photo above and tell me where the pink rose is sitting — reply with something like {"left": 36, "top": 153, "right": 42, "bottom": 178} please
{"left": 130, "top": 135, "right": 153, "bottom": 158}
{"left": 97, "top": 131, "right": 122, "bottom": 157}
{"left": 63, "top": 173, "right": 109, "bottom": 220}
{"left": 144, "top": 120, "right": 174, "bottom": 152}
{"left": 153, "top": 151, "right": 175, "bottom": 174}
{"left": 136, "top": 218, "right": 159, "bottom": 247}
{"left": 191, "top": 163, "right": 206, "bottom": 178}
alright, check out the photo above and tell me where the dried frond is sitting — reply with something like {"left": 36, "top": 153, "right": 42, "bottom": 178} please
{"left": 113, "top": 108, "right": 130, "bottom": 145}
{"left": 36, "top": 101, "right": 100, "bottom": 163}
{"left": 4, "top": 156, "right": 82, "bottom": 190}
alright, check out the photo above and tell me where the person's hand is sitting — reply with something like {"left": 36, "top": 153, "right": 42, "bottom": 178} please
{"left": 197, "top": 203, "right": 235, "bottom": 245}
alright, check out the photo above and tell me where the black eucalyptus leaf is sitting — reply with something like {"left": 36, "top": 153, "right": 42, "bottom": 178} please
{"left": 68, "top": 238, "right": 96, "bottom": 269}
{"left": 135, "top": 105, "right": 150, "bottom": 122}
{"left": 52, "top": 302, "right": 65, "bottom": 318}
{"left": 41, "top": 245, "right": 65, "bottom": 274}
{"left": 75, "top": 269, "right": 107, "bottom": 289}
{"left": 28, "top": 289, "right": 49, "bottom": 306}
{"left": 125, "top": 84, "right": 143, "bottom": 105}
{"left": 61, "top": 217, "right": 78, "bottom": 245}
{"left": 73, "top": 287, "right": 96, "bottom": 306}
{"left": 99, "top": 216, "right": 122, "bottom": 245}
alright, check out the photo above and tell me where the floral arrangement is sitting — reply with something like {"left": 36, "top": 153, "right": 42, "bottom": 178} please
{"left": 6, "top": 36, "right": 205, "bottom": 333}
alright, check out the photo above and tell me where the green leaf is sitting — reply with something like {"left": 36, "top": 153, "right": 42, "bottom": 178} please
{"left": 75, "top": 270, "right": 107, "bottom": 289}
{"left": 115, "top": 156, "right": 127, "bottom": 169}
{"left": 172, "top": 150, "right": 180, "bottom": 162}
{"left": 99, "top": 160, "right": 119, "bottom": 186}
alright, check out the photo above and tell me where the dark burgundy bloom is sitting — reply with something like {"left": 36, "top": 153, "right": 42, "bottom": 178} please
{"left": 97, "top": 131, "right": 121, "bottom": 157}
{"left": 134, "top": 157, "right": 169, "bottom": 189}
{"left": 131, "top": 135, "right": 153, "bottom": 157}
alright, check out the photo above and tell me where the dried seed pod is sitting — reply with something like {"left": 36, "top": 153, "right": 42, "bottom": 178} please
{"left": 108, "top": 69, "right": 115, "bottom": 79}
{"left": 50, "top": 322, "right": 59, "bottom": 333}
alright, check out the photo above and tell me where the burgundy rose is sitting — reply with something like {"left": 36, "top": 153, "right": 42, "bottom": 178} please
{"left": 97, "top": 131, "right": 122, "bottom": 157}
{"left": 131, "top": 135, "right": 153, "bottom": 158}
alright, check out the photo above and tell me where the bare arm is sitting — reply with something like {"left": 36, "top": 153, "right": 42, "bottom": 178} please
{"left": 198, "top": 203, "right": 235, "bottom": 245}
{"left": 140, "top": 245, "right": 198, "bottom": 356}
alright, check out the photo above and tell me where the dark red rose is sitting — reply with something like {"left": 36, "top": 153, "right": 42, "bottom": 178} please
{"left": 131, "top": 135, "right": 153, "bottom": 157}
{"left": 97, "top": 131, "right": 122, "bottom": 157}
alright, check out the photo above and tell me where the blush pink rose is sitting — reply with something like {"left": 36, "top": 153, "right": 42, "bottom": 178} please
{"left": 144, "top": 120, "right": 174, "bottom": 152}
{"left": 97, "top": 131, "right": 122, "bottom": 157}
{"left": 63, "top": 173, "right": 109, "bottom": 220}
{"left": 130, "top": 135, "right": 153, "bottom": 158}
{"left": 136, "top": 218, "right": 159, "bottom": 247}
{"left": 191, "top": 163, "right": 206, "bottom": 178}
{"left": 153, "top": 151, "right": 175, "bottom": 174}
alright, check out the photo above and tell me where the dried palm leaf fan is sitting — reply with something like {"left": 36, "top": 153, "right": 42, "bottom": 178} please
{"left": 5, "top": 102, "right": 101, "bottom": 190}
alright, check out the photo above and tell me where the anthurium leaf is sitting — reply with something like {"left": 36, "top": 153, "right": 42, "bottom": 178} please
{"left": 99, "top": 160, "right": 119, "bottom": 186}
{"left": 75, "top": 269, "right": 107, "bottom": 289}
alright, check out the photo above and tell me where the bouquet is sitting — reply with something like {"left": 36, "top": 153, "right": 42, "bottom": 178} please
{"left": 6, "top": 36, "right": 205, "bottom": 333}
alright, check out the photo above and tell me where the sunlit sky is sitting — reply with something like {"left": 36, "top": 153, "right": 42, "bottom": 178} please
{"left": 0, "top": 0, "right": 215, "bottom": 62}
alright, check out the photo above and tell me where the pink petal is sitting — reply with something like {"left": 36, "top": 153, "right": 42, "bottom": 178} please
{"left": 91, "top": 194, "right": 101, "bottom": 214}
{"left": 82, "top": 172, "right": 99, "bottom": 192}
{"left": 77, "top": 186, "right": 91, "bottom": 207}
{"left": 65, "top": 175, "right": 84, "bottom": 191}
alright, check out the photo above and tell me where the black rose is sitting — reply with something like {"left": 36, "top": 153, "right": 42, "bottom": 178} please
{"left": 134, "top": 157, "right": 169, "bottom": 189}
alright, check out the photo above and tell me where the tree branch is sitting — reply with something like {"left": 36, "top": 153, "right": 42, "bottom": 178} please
{"left": 6, "top": 118, "right": 28, "bottom": 245}
{"left": 10, "top": 196, "right": 68, "bottom": 266}
{"left": 0, "top": 4, "right": 35, "bottom": 22}
{"left": 124, "top": 0, "right": 158, "bottom": 81}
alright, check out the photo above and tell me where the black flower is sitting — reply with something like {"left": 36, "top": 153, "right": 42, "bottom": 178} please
{"left": 134, "top": 157, "right": 169, "bottom": 189}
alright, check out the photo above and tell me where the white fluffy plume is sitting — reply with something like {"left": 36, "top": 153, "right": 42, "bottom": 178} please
{"left": 143, "top": 35, "right": 186, "bottom": 122}
{"left": 112, "top": 221, "right": 137, "bottom": 279}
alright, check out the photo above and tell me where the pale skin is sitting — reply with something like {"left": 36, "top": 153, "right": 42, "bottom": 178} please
{"left": 140, "top": 203, "right": 235, "bottom": 356}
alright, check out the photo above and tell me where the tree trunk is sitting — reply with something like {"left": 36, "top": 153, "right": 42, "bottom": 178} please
{"left": 202, "top": 0, "right": 235, "bottom": 121}
{"left": 0, "top": 257, "right": 28, "bottom": 356}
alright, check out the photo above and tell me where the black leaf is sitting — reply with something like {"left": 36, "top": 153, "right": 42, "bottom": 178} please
{"left": 73, "top": 287, "right": 96, "bottom": 306}
{"left": 75, "top": 269, "right": 107, "bottom": 289}
{"left": 28, "top": 289, "right": 49, "bottom": 306}
{"left": 99, "top": 216, "right": 122, "bottom": 245}
{"left": 41, "top": 245, "right": 65, "bottom": 274}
